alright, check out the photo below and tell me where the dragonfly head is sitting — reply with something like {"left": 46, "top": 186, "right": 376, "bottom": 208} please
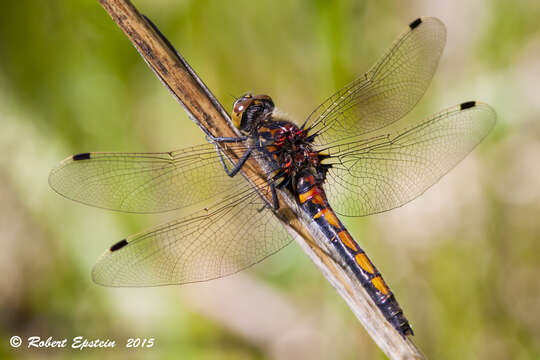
{"left": 232, "top": 93, "right": 275, "bottom": 132}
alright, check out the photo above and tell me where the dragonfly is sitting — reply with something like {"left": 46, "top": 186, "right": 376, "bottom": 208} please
{"left": 49, "top": 17, "right": 496, "bottom": 336}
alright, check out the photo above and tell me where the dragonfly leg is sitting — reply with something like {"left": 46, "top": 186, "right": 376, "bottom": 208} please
{"left": 276, "top": 176, "right": 291, "bottom": 189}
{"left": 206, "top": 134, "right": 248, "bottom": 143}
{"left": 256, "top": 184, "right": 279, "bottom": 212}
{"left": 270, "top": 182, "right": 279, "bottom": 210}
{"left": 216, "top": 145, "right": 252, "bottom": 177}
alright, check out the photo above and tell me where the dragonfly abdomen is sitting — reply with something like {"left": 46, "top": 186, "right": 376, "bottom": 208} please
{"left": 295, "top": 170, "right": 413, "bottom": 336}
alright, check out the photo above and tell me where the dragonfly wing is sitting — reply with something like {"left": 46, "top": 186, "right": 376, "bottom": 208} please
{"left": 324, "top": 102, "right": 496, "bottom": 216}
{"left": 306, "top": 17, "right": 446, "bottom": 144}
{"left": 49, "top": 143, "right": 251, "bottom": 213}
{"left": 91, "top": 184, "right": 292, "bottom": 286}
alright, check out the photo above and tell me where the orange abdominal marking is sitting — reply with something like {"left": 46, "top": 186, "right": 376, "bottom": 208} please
{"left": 324, "top": 209, "right": 340, "bottom": 228}
{"left": 312, "top": 208, "right": 340, "bottom": 228}
{"left": 338, "top": 231, "right": 358, "bottom": 252}
{"left": 371, "top": 276, "right": 390, "bottom": 295}
{"left": 299, "top": 186, "right": 323, "bottom": 204}
{"left": 355, "top": 253, "right": 375, "bottom": 274}
{"left": 313, "top": 207, "right": 332, "bottom": 219}
{"left": 298, "top": 189, "right": 313, "bottom": 203}
{"left": 312, "top": 194, "right": 325, "bottom": 205}
{"left": 313, "top": 208, "right": 324, "bottom": 219}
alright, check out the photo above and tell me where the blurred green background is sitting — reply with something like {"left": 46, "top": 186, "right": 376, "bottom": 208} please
{"left": 1, "top": 0, "right": 539, "bottom": 359}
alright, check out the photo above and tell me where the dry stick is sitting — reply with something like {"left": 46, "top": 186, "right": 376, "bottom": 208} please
{"left": 98, "top": 1, "right": 425, "bottom": 358}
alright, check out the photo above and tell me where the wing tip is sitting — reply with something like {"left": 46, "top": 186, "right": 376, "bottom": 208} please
{"left": 460, "top": 101, "right": 477, "bottom": 110}
{"left": 90, "top": 239, "right": 129, "bottom": 286}
{"left": 408, "top": 17, "right": 446, "bottom": 36}
{"left": 110, "top": 239, "right": 128, "bottom": 252}
{"left": 73, "top": 152, "right": 91, "bottom": 161}
{"left": 409, "top": 18, "right": 422, "bottom": 30}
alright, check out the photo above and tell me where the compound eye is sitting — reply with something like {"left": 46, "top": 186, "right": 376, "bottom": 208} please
{"left": 232, "top": 95, "right": 254, "bottom": 129}
{"left": 233, "top": 101, "right": 246, "bottom": 114}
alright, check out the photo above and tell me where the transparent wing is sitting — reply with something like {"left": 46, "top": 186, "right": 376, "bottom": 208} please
{"left": 305, "top": 17, "right": 446, "bottom": 145}
{"left": 323, "top": 102, "right": 496, "bottom": 216}
{"left": 49, "top": 143, "right": 255, "bottom": 213}
{"left": 91, "top": 182, "right": 292, "bottom": 286}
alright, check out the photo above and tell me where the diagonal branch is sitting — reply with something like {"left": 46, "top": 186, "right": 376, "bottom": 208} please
{"left": 97, "top": 1, "right": 425, "bottom": 358}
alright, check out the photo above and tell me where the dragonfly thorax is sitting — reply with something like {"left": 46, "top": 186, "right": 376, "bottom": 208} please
{"left": 232, "top": 93, "right": 326, "bottom": 187}
{"left": 256, "top": 119, "right": 327, "bottom": 191}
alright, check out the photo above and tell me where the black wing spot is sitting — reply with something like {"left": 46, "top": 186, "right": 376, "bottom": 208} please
{"left": 110, "top": 239, "right": 128, "bottom": 252}
{"left": 409, "top": 18, "right": 422, "bottom": 30}
{"left": 73, "top": 153, "right": 91, "bottom": 161}
{"left": 460, "top": 101, "right": 476, "bottom": 110}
